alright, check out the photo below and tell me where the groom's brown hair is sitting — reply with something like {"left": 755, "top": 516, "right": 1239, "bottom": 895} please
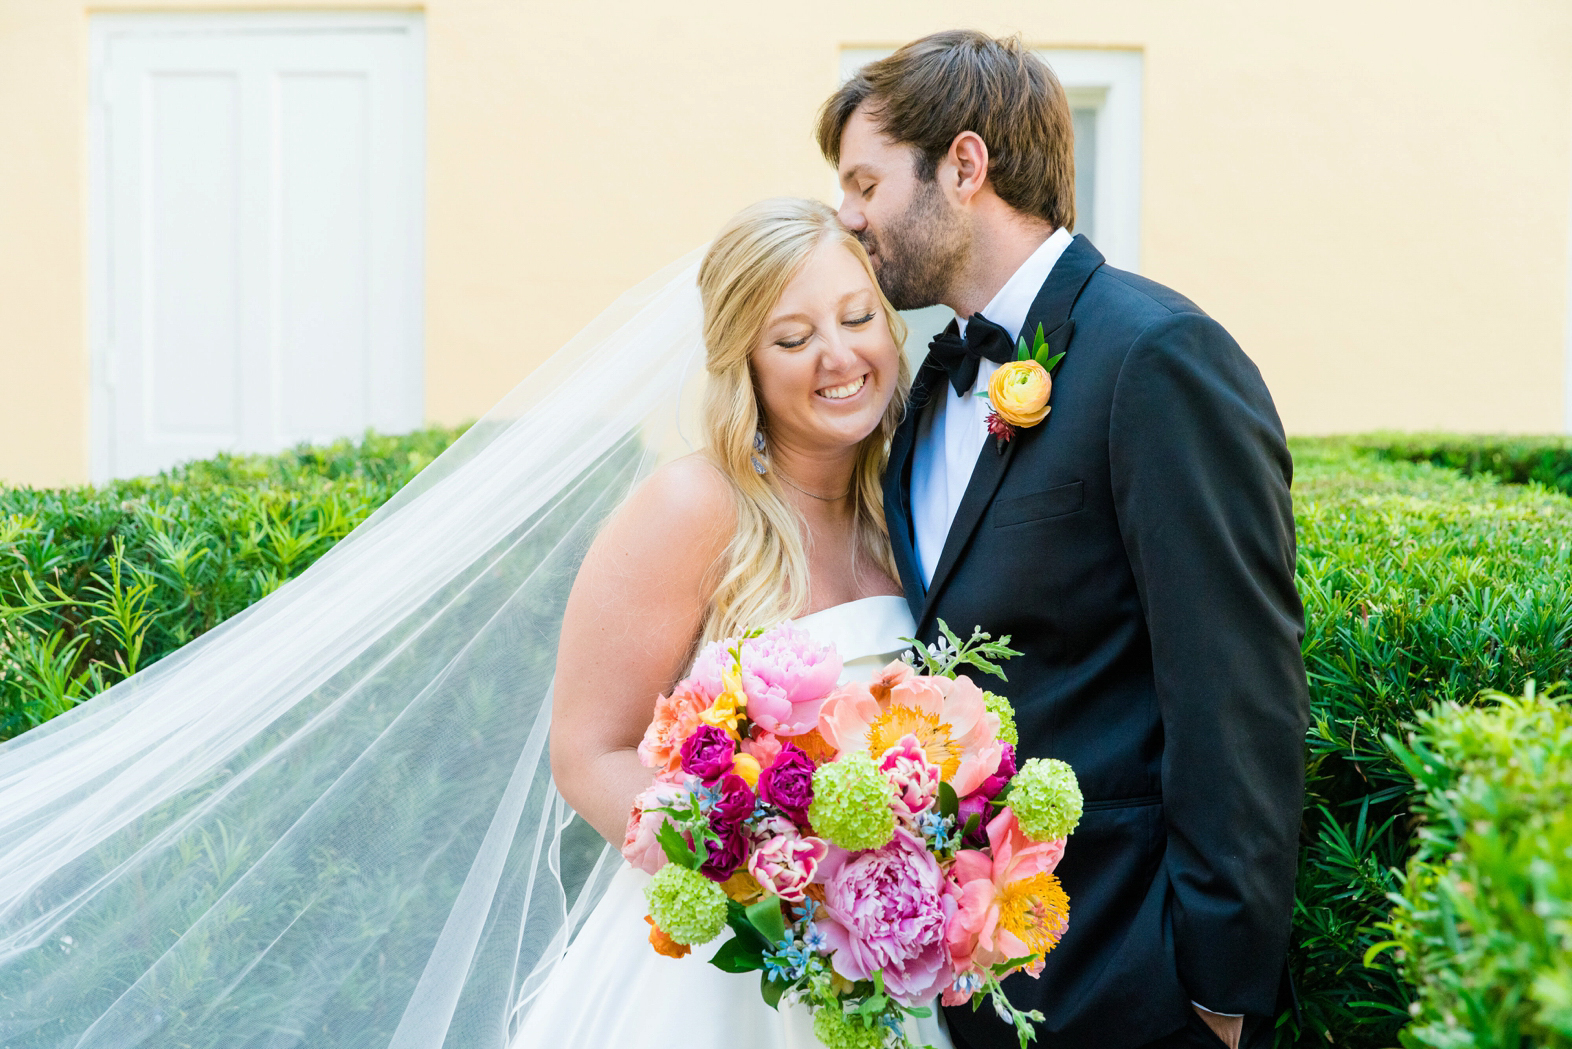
{"left": 817, "top": 30, "right": 1076, "bottom": 232}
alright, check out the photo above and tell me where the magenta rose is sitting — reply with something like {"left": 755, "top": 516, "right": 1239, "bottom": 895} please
{"left": 680, "top": 724, "right": 736, "bottom": 782}
{"left": 816, "top": 827, "right": 957, "bottom": 1005}
{"left": 757, "top": 742, "right": 815, "bottom": 824}
{"left": 699, "top": 820, "right": 749, "bottom": 882}
{"left": 708, "top": 772, "right": 755, "bottom": 829}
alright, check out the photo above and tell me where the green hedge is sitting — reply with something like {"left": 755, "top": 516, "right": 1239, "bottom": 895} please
{"left": 1382, "top": 683, "right": 1572, "bottom": 1048}
{"left": 1286, "top": 438, "right": 1572, "bottom": 1046}
{"left": 3, "top": 430, "right": 1571, "bottom": 1047}
{"left": 0, "top": 427, "right": 465, "bottom": 740}
{"left": 1359, "top": 433, "right": 1572, "bottom": 496}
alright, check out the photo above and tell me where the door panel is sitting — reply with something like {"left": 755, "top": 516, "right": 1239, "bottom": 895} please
{"left": 91, "top": 13, "right": 424, "bottom": 481}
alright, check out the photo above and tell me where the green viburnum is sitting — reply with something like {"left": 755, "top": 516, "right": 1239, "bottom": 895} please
{"left": 643, "top": 863, "right": 727, "bottom": 945}
{"left": 812, "top": 1006, "right": 887, "bottom": 1049}
{"left": 808, "top": 751, "right": 896, "bottom": 851}
{"left": 1009, "top": 757, "right": 1083, "bottom": 842}
{"left": 983, "top": 691, "right": 1018, "bottom": 746}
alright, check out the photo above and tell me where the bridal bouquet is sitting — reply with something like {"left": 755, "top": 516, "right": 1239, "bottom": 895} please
{"left": 624, "top": 620, "right": 1083, "bottom": 1049}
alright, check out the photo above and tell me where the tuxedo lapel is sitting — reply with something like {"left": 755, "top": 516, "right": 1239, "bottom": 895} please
{"left": 915, "top": 235, "right": 1105, "bottom": 631}
{"left": 884, "top": 356, "right": 946, "bottom": 620}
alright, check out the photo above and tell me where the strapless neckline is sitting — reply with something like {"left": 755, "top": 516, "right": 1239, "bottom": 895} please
{"left": 789, "top": 595, "right": 915, "bottom": 674}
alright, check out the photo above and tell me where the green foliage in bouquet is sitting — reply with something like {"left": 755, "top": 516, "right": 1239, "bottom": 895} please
{"left": 1377, "top": 682, "right": 1572, "bottom": 1048}
{"left": 0, "top": 427, "right": 464, "bottom": 740}
{"left": 1283, "top": 439, "right": 1572, "bottom": 1047}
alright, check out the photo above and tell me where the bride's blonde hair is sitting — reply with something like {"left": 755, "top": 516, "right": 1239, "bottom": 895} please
{"left": 696, "top": 198, "right": 911, "bottom": 645}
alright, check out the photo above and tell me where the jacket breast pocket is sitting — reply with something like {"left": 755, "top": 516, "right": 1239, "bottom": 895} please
{"left": 993, "top": 481, "right": 1084, "bottom": 528}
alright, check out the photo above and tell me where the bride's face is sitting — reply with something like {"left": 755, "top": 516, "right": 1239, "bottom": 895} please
{"left": 751, "top": 240, "right": 900, "bottom": 459}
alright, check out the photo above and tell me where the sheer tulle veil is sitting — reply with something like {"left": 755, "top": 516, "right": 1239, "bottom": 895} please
{"left": 0, "top": 251, "right": 710, "bottom": 1048}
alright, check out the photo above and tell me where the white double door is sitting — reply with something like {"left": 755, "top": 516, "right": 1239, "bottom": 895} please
{"left": 91, "top": 13, "right": 425, "bottom": 481}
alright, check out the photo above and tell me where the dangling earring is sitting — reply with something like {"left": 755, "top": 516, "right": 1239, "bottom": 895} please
{"left": 751, "top": 430, "right": 768, "bottom": 474}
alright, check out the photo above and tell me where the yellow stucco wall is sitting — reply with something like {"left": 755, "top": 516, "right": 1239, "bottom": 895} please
{"left": 2, "top": 0, "right": 1570, "bottom": 486}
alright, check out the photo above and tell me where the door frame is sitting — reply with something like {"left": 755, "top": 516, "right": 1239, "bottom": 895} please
{"left": 88, "top": 10, "right": 426, "bottom": 482}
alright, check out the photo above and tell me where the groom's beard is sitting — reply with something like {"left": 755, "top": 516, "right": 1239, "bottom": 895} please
{"left": 858, "top": 178, "right": 970, "bottom": 312}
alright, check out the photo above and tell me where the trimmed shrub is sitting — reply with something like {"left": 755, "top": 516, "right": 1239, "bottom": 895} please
{"left": 0, "top": 427, "right": 465, "bottom": 740}
{"left": 1382, "top": 683, "right": 1572, "bottom": 1048}
{"left": 1285, "top": 439, "right": 1572, "bottom": 1046}
{"left": 1360, "top": 434, "right": 1572, "bottom": 497}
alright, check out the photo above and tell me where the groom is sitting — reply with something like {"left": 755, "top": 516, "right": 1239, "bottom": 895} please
{"left": 818, "top": 31, "right": 1310, "bottom": 1049}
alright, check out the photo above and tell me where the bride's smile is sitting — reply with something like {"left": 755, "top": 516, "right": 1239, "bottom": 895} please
{"left": 752, "top": 237, "right": 901, "bottom": 459}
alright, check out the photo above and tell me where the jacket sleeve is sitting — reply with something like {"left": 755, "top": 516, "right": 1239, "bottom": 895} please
{"left": 1107, "top": 310, "right": 1309, "bottom": 1015}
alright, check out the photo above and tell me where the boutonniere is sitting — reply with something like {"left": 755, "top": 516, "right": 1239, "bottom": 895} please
{"left": 975, "top": 322, "right": 1067, "bottom": 444}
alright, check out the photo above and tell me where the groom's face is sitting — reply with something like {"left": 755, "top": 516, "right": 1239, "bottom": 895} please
{"left": 834, "top": 106, "right": 969, "bottom": 312}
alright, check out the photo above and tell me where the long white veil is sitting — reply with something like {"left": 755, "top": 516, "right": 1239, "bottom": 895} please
{"left": 0, "top": 252, "right": 709, "bottom": 1048}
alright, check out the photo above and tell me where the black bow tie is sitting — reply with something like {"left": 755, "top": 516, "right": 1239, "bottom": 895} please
{"left": 926, "top": 312, "right": 1017, "bottom": 396}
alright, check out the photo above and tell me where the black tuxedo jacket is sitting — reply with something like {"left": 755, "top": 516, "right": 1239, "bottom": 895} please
{"left": 886, "top": 237, "right": 1309, "bottom": 1049}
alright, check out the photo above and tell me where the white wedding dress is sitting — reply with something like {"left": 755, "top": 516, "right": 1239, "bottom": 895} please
{"left": 514, "top": 595, "right": 954, "bottom": 1049}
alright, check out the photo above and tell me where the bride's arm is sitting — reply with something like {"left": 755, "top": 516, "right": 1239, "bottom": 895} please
{"left": 550, "top": 456, "right": 734, "bottom": 847}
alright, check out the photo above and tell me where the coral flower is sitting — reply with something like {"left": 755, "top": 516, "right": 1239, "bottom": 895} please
{"left": 944, "top": 807, "right": 1068, "bottom": 1000}
{"left": 638, "top": 680, "right": 713, "bottom": 775}
{"left": 818, "top": 661, "right": 1004, "bottom": 797}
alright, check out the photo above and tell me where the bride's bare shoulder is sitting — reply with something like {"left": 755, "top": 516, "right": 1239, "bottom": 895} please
{"left": 591, "top": 453, "right": 735, "bottom": 570}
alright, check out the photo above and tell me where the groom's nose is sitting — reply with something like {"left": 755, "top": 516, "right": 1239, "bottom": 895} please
{"left": 837, "top": 196, "right": 867, "bottom": 232}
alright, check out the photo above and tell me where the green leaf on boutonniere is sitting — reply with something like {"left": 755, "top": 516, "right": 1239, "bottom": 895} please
{"left": 1015, "top": 336, "right": 1030, "bottom": 362}
{"left": 1038, "top": 350, "right": 1065, "bottom": 372}
{"left": 1032, "top": 322, "right": 1047, "bottom": 354}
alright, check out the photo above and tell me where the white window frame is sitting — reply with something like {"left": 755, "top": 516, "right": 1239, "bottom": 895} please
{"left": 837, "top": 47, "right": 1143, "bottom": 273}
{"left": 87, "top": 10, "right": 427, "bottom": 482}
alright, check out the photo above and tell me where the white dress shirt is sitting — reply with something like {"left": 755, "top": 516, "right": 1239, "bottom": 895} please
{"left": 910, "top": 226, "right": 1074, "bottom": 589}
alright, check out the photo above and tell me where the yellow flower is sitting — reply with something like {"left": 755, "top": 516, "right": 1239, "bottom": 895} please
{"left": 989, "top": 360, "right": 1052, "bottom": 428}
{"left": 699, "top": 660, "right": 748, "bottom": 739}
{"left": 731, "top": 752, "right": 762, "bottom": 788}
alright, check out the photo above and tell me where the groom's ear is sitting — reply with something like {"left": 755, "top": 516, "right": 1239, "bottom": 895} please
{"left": 945, "top": 131, "right": 991, "bottom": 207}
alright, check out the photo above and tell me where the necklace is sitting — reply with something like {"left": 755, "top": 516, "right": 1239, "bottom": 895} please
{"left": 775, "top": 470, "right": 852, "bottom": 502}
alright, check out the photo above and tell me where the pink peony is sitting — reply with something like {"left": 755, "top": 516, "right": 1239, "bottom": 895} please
{"left": 944, "top": 807, "right": 1068, "bottom": 1000}
{"left": 621, "top": 779, "right": 692, "bottom": 875}
{"left": 819, "top": 661, "right": 1004, "bottom": 797}
{"left": 816, "top": 827, "right": 957, "bottom": 1005}
{"left": 747, "top": 830, "right": 829, "bottom": 902}
{"left": 879, "top": 734, "right": 942, "bottom": 824}
{"left": 638, "top": 680, "right": 715, "bottom": 775}
{"left": 691, "top": 625, "right": 842, "bottom": 736}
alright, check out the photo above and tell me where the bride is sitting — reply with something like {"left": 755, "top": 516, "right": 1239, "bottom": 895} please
{"left": 0, "top": 198, "right": 948, "bottom": 1049}
{"left": 521, "top": 199, "right": 949, "bottom": 1046}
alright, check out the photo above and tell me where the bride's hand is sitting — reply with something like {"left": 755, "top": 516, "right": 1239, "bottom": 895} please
{"left": 549, "top": 457, "right": 735, "bottom": 847}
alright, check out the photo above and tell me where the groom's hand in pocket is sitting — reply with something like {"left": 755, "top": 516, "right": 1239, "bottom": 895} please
{"left": 1192, "top": 1005, "right": 1242, "bottom": 1049}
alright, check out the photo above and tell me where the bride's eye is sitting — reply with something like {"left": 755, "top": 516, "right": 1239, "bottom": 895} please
{"left": 844, "top": 312, "right": 876, "bottom": 327}
{"left": 777, "top": 333, "right": 810, "bottom": 349}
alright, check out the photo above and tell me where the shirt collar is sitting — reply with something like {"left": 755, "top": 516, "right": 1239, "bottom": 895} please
{"left": 957, "top": 225, "right": 1074, "bottom": 343}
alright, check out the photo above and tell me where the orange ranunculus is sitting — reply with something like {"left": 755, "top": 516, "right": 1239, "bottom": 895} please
{"left": 988, "top": 360, "right": 1052, "bottom": 428}
{"left": 645, "top": 915, "right": 692, "bottom": 959}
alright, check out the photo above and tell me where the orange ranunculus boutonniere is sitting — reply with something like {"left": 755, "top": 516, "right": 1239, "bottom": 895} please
{"left": 978, "top": 322, "right": 1067, "bottom": 444}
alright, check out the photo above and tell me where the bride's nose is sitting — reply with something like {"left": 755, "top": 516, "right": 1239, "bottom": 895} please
{"left": 817, "top": 330, "right": 860, "bottom": 375}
